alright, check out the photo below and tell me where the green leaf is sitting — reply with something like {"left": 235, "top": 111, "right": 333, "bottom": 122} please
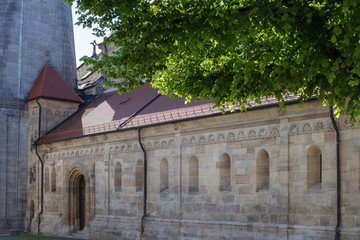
{"left": 71, "top": 0, "right": 360, "bottom": 119}
{"left": 281, "top": 14, "right": 288, "bottom": 22}
{"left": 329, "top": 72, "right": 336, "bottom": 83}
{"left": 331, "top": 35, "right": 337, "bottom": 43}
{"left": 334, "top": 86, "right": 341, "bottom": 95}
{"left": 334, "top": 26, "right": 342, "bottom": 35}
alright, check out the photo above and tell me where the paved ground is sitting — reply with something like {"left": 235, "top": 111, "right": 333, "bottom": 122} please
{"left": 0, "top": 235, "right": 79, "bottom": 240}
{"left": 0, "top": 238, "right": 74, "bottom": 240}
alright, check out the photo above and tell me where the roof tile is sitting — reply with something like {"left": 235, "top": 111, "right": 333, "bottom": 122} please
{"left": 27, "top": 64, "right": 82, "bottom": 103}
{"left": 38, "top": 84, "right": 299, "bottom": 143}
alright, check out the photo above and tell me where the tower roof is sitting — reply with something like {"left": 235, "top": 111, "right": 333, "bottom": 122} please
{"left": 27, "top": 65, "right": 82, "bottom": 103}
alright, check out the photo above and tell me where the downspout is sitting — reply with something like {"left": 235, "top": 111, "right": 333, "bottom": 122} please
{"left": 138, "top": 127, "right": 147, "bottom": 240}
{"left": 329, "top": 106, "right": 340, "bottom": 240}
{"left": 34, "top": 99, "right": 44, "bottom": 235}
{"left": 117, "top": 94, "right": 161, "bottom": 130}
{"left": 115, "top": 94, "right": 160, "bottom": 239}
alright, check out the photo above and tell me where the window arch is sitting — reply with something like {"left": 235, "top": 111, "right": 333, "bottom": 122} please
{"left": 307, "top": 145, "right": 322, "bottom": 189}
{"left": 114, "top": 162, "right": 122, "bottom": 192}
{"left": 160, "top": 158, "right": 169, "bottom": 193}
{"left": 256, "top": 149, "right": 270, "bottom": 191}
{"left": 44, "top": 168, "right": 49, "bottom": 192}
{"left": 220, "top": 153, "right": 231, "bottom": 191}
{"left": 136, "top": 160, "right": 144, "bottom": 192}
{"left": 51, "top": 167, "right": 56, "bottom": 193}
{"left": 189, "top": 156, "right": 199, "bottom": 193}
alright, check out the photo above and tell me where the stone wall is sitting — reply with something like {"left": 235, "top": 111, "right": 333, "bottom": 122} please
{"left": 0, "top": 0, "right": 76, "bottom": 100}
{"left": 0, "top": 97, "right": 28, "bottom": 233}
{"left": 25, "top": 98, "right": 79, "bottom": 233}
{"left": 33, "top": 101, "right": 360, "bottom": 239}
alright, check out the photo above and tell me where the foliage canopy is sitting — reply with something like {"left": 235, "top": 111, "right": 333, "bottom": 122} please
{"left": 67, "top": 0, "right": 360, "bottom": 119}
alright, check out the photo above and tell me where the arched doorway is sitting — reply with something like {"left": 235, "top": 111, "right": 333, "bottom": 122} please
{"left": 68, "top": 169, "right": 86, "bottom": 230}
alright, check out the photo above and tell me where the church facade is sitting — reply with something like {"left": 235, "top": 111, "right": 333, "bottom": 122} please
{"left": 27, "top": 86, "right": 360, "bottom": 239}
{"left": 1, "top": 1, "right": 360, "bottom": 240}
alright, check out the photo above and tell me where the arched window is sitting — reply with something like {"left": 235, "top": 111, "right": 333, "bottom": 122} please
{"left": 114, "top": 162, "right": 122, "bottom": 192}
{"left": 30, "top": 201, "right": 34, "bottom": 222}
{"left": 307, "top": 145, "right": 322, "bottom": 189}
{"left": 220, "top": 153, "right": 231, "bottom": 191}
{"left": 44, "top": 168, "right": 49, "bottom": 192}
{"left": 256, "top": 149, "right": 270, "bottom": 191}
{"left": 29, "top": 168, "right": 33, "bottom": 184}
{"left": 160, "top": 158, "right": 169, "bottom": 193}
{"left": 136, "top": 160, "right": 144, "bottom": 192}
{"left": 51, "top": 167, "right": 56, "bottom": 193}
{"left": 33, "top": 166, "right": 36, "bottom": 182}
{"left": 189, "top": 156, "right": 199, "bottom": 193}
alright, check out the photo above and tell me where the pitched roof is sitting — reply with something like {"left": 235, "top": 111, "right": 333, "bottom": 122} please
{"left": 37, "top": 84, "right": 300, "bottom": 144}
{"left": 27, "top": 64, "right": 82, "bottom": 103}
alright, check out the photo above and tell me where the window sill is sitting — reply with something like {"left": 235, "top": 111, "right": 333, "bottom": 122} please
{"left": 160, "top": 188, "right": 169, "bottom": 194}
{"left": 220, "top": 186, "right": 231, "bottom": 192}
{"left": 189, "top": 189, "right": 199, "bottom": 194}
{"left": 256, "top": 184, "right": 269, "bottom": 192}
{"left": 306, "top": 183, "right": 322, "bottom": 193}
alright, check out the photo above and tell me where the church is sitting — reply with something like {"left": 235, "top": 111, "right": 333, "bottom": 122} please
{"left": 1, "top": 1, "right": 360, "bottom": 239}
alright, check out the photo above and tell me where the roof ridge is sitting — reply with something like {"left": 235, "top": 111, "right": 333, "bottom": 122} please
{"left": 39, "top": 65, "right": 48, "bottom": 96}
{"left": 54, "top": 65, "right": 78, "bottom": 91}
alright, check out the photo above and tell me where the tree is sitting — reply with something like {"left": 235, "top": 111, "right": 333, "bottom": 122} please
{"left": 67, "top": 0, "right": 360, "bottom": 119}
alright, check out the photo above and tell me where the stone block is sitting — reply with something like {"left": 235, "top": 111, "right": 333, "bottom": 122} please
{"left": 238, "top": 185, "right": 253, "bottom": 194}
{"left": 236, "top": 174, "right": 251, "bottom": 184}
{"left": 247, "top": 214, "right": 260, "bottom": 223}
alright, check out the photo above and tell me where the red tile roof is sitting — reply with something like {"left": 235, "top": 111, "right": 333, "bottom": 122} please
{"left": 27, "top": 65, "right": 82, "bottom": 103}
{"left": 38, "top": 84, "right": 299, "bottom": 143}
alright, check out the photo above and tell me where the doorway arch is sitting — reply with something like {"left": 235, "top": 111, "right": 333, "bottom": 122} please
{"left": 67, "top": 168, "right": 87, "bottom": 230}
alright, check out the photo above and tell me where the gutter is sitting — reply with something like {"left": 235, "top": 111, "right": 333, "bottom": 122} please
{"left": 329, "top": 106, "right": 340, "bottom": 240}
{"left": 138, "top": 127, "right": 147, "bottom": 240}
{"left": 34, "top": 99, "right": 44, "bottom": 235}
{"left": 26, "top": 95, "right": 82, "bottom": 104}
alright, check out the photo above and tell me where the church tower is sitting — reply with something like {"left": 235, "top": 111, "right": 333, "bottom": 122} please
{"left": 0, "top": 0, "right": 76, "bottom": 233}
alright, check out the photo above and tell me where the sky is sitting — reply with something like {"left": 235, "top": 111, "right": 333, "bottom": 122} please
{"left": 72, "top": 4, "right": 103, "bottom": 67}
